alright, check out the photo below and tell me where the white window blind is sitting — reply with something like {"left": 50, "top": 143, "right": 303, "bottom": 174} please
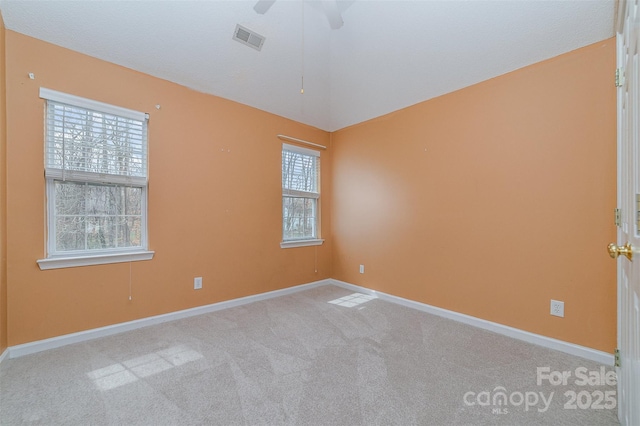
{"left": 282, "top": 143, "right": 320, "bottom": 241}
{"left": 41, "top": 88, "right": 148, "bottom": 186}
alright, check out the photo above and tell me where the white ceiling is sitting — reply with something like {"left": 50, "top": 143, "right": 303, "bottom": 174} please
{"left": 0, "top": 0, "right": 615, "bottom": 131}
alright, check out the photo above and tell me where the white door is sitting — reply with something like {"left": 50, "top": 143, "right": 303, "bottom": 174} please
{"left": 614, "top": 1, "right": 640, "bottom": 424}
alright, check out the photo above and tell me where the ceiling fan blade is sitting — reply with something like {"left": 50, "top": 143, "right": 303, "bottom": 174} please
{"left": 254, "top": 0, "right": 276, "bottom": 14}
{"left": 322, "top": 0, "right": 344, "bottom": 30}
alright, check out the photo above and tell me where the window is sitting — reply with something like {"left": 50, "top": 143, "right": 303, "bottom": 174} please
{"left": 281, "top": 143, "right": 323, "bottom": 248}
{"left": 37, "top": 88, "right": 154, "bottom": 270}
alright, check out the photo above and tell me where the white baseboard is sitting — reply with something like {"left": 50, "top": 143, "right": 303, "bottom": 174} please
{"left": 8, "top": 279, "right": 331, "bottom": 359}
{"left": 7, "top": 277, "right": 614, "bottom": 366}
{"left": 330, "top": 279, "right": 614, "bottom": 366}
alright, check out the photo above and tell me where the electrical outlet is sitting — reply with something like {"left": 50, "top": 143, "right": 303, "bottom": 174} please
{"left": 194, "top": 277, "right": 203, "bottom": 290}
{"left": 359, "top": 264, "right": 365, "bottom": 274}
{"left": 550, "top": 300, "right": 564, "bottom": 317}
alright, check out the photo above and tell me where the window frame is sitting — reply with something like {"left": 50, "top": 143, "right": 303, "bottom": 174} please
{"left": 37, "top": 88, "right": 154, "bottom": 270}
{"left": 281, "top": 143, "right": 324, "bottom": 249}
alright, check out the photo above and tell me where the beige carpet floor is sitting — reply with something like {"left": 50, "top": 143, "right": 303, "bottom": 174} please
{"left": 0, "top": 285, "right": 620, "bottom": 425}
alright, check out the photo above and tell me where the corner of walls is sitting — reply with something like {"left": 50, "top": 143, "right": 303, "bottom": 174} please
{"left": 0, "top": 9, "right": 8, "bottom": 356}
{"left": 330, "top": 38, "right": 617, "bottom": 353}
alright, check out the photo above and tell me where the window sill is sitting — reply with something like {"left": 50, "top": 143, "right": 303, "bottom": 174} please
{"left": 37, "top": 250, "right": 155, "bottom": 270}
{"left": 280, "top": 239, "right": 324, "bottom": 249}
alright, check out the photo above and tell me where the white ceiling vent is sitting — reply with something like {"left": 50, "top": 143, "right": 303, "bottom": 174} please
{"left": 233, "top": 24, "right": 265, "bottom": 51}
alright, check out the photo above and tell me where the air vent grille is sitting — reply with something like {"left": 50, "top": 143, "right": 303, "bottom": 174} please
{"left": 233, "top": 24, "right": 265, "bottom": 51}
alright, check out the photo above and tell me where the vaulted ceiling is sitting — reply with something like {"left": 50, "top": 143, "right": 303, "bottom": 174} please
{"left": 0, "top": 0, "right": 615, "bottom": 131}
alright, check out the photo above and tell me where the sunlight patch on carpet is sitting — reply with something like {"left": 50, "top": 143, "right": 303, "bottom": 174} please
{"left": 328, "top": 292, "right": 376, "bottom": 308}
{"left": 87, "top": 344, "right": 203, "bottom": 391}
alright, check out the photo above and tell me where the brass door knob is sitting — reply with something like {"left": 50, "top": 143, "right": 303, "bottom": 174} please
{"left": 608, "top": 242, "right": 633, "bottom": 260}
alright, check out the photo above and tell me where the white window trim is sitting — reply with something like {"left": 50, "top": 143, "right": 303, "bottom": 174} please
{"left": 281, "top": 143, "right": 321, "bottom": 246}
{"left": 37, "top": 250, "right": 155, "bottom": 270}
{"left": 280, "top": 239, "right": 324, "bottom": 249}
{"left": 38, "top": 88, "right": 153, "bottom": 269}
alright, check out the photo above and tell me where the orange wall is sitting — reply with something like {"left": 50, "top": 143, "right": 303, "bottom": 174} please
{"left": 3, "top": 29, "right": 617, "bottom": 353}
{"left": 331, "top": 39, "right": 617, "bottom": 352}
{"left": 4, "top": 31, "right": 332, "bottom": 346}
{"left": 0, "top": 12, "right": 7, "bottom": 354}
